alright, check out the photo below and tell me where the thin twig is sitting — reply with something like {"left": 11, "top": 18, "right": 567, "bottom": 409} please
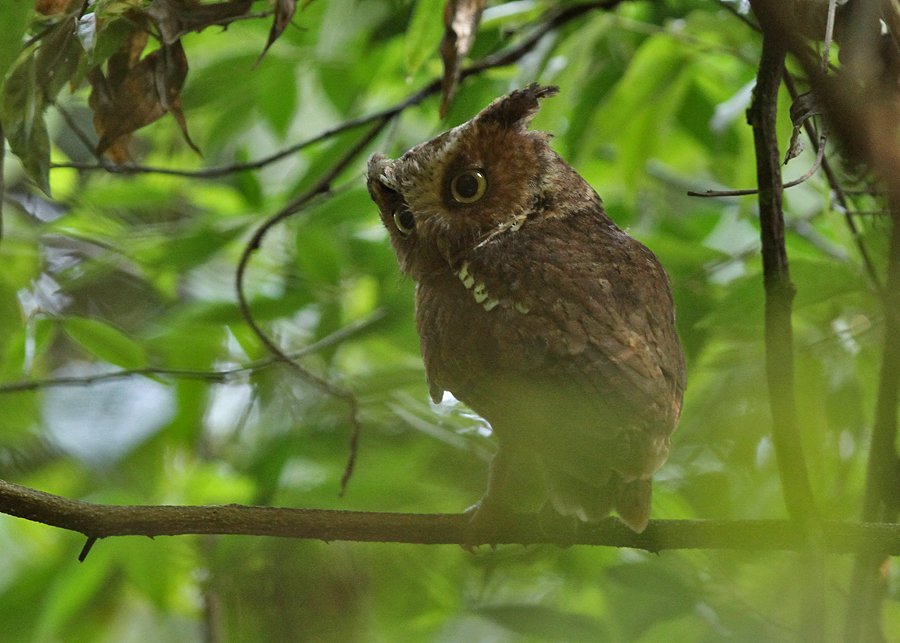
{"left": 0, "top": 309, "right": 387, "bottom": 395}
{"left": 822, "top": 0, "right": 837, "bottom": 72}
{"left": 715, "top": 0, "right": 760, "bottom": 31}
{"left": 781, "top": 72, "right": 883, "bottom": 292}
{"left": 687, "top": 133, "right": 826, "bottom": 198}
{"left": 235, "top": 119, "right": 390, "bottom": 495}
{"left": 687, "top": 187, "right": 759, "bottom": 197}
{"left": 52, "top": 114, "right": 388, "bottom": 178}
{"left": 54, "top": 104, "right": 109, "bottom": 166}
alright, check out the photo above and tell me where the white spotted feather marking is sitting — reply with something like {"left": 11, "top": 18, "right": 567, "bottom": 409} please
{"left": 457, "top": 262, "right": 476, "bottom": 289}
{"left": 455, "top": 262, "right": 528, "bottom": 314}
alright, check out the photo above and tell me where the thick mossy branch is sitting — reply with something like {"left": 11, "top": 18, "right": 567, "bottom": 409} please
{"left": 2, "top": 479, "right": 900, "bottom": 553}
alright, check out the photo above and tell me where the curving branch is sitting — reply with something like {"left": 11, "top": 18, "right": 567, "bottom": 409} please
{"left": 233, "top": 119, "right": 389, "bottom": 494}
{"left": 231, "top": 0, "right": 629, "bottom": 496}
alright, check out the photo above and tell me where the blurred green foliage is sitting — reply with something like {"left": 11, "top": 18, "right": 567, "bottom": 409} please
{"left": 0, "top": 0, "right": 894, "bottom": 641}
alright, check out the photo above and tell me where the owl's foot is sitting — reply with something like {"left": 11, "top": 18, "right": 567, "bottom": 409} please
{"left": 461, "top": 500, "right": 516, "bottom": 552}
{"left": 614, "top": 478, "right": 652, "bottom": 533}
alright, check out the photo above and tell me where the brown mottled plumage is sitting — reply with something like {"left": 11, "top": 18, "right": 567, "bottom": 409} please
{"left": 367, "top": 85, "right": 686, "bottom": 538}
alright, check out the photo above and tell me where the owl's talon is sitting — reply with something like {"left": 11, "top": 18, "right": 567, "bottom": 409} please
{"left": 461, "top": 501, "right": 514, "bottom": 552}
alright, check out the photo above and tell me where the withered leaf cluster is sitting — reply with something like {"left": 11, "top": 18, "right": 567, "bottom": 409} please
{"left": 2, "top": 0, "right": 301, "bottom": 190}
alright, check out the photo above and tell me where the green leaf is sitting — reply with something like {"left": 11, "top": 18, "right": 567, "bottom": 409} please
{"left": 63, "top": 316, "right": 147, "bottom": 369}
{"left": 474, "top": 604, "right": 609, "bottom": 642}
{"left": 35, "top": 551, "right": 115, "bottom": 641}
{"left": 0, "top": 2, "right": 32, "bottom": 84}
{"left": 35, "top": 16, "right": 83, "bottom": 103}
{"left": 1, "top": 52, "right": 51, "bottom": 193}
{"left": 404, "top": 0, "right": 444, "bottom": 74}
{"left": 593, "top": 32, "right": 695, "bottom": 184}
{"left": 256, "top": 55, "right": 299, "bottom": 137}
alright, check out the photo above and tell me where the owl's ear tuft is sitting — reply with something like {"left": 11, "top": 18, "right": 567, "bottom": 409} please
{"left": 475, "top": 83, "right": 559, "bottom": 131}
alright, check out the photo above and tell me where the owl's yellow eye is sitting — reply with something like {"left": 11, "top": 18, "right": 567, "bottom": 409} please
{"left": 393, "top": 208, "right": 415, "bottom": 235}
{"left": 450, "top": 169, "right": 487, "bottom": 204}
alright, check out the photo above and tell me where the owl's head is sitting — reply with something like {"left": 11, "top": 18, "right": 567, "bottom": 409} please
{"left": 367, "top": 84, "right": 591, "bottom": 281}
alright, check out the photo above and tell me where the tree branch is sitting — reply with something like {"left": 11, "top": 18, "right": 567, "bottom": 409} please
{"left": 781, "top": 71, "right": 883, "bottom": 292}
{"left": 4, "top": 478, "right": 900, "bottom": 554}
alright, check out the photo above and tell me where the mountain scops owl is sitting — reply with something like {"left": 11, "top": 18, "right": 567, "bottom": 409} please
{"left": 366, "top": 84, "right": 686, "bottom": 540}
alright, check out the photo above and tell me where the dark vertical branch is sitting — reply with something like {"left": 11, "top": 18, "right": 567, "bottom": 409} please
{"left": 746, "top": 4, "right": 819, "bottom": 528}
{"left": 746, "top": 4, "right": 824, "bottom": 642}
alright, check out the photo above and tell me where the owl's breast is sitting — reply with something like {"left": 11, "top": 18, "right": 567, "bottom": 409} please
{"left": 415, "top": 264, "right": 534, "bottom": 405}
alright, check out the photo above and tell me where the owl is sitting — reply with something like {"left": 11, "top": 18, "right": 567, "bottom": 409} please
{"left": 367, "top": 84, "right": 686, "bottom": 541}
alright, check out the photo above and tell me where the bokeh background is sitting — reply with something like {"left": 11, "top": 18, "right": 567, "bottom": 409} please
{"left": 0, "top": 0, "right": 895, "bottom": 640}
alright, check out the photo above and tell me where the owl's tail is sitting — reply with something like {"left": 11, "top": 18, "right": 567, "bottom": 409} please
{"left": 549, "top": 472, "right": 652, "bottom": 533}
{"left": 613, "top": 477, "right": 652, "bottom": 533}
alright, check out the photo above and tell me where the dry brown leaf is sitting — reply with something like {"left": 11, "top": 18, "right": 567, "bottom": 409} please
{"left": 256, "top": 0, "right": 298, "bottom": 66}
{"left": 88, "top": 36, "right": 198, "bottom": 160}
{"left": 35, "top": 0, "right": 79, "bottom": 16}
{"left": 107, "top": 25, "right": 149, "bottom": 86}
{"left": 439, "top": 0, "right": 488, "bottom": 117}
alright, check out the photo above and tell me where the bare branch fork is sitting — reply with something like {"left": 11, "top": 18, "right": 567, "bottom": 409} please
{"left": 4, "top": 479, "right": 900, "bottom": 556}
